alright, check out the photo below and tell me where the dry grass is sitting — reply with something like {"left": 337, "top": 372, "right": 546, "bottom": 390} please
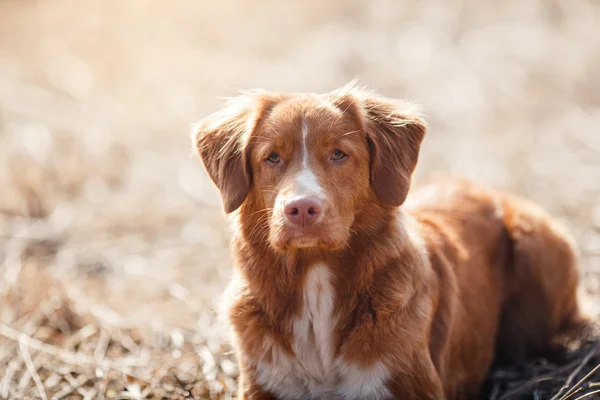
{"left": 0, "top": 260, "right": 237, "bottom": 399}
{"left": 1, "top": 0, "right": 600, "bottom": 398}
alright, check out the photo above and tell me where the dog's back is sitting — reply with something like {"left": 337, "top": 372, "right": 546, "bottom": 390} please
{"left": 407, "top": 180, "right": 587, "bottom": 397}
{"left": 496, "top": 189, "right": 586, "bottom": 361}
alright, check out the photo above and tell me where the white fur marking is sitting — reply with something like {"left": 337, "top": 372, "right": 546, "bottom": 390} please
{"left": 295, "top": 118, "right": 325, "bottom": 198}
{"left": 302, "top": 117, "right": 309, "bottom": 169}
{"left": 338, "top": 362, "right": 392, "bottom": 400}
{"left": 254, "top": 265, "right": 392, "bottom": 400}
{"left": 296, "top": 169, "right": 324, "bottom": 197}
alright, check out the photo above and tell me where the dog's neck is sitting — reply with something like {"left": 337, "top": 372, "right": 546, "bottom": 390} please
{"left": 230, "top": 206, "right": 427, "bottom": 319}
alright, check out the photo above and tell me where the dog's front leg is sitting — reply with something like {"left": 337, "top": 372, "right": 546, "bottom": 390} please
{"left": 236, "top": 365, "right": 278, "bottom": 400}
{"left": 387, "top": 357, "right": 446, "bottom": 400}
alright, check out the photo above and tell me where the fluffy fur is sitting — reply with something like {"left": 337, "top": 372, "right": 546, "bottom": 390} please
{"left": 192, "top": 83, "right": 587, "bottom": 399}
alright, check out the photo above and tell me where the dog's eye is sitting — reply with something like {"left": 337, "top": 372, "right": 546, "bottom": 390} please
{"left": 330, "top": 149, "right": 346, "bottom": 161}
{"left": 266, "top": 152, "right": 281, "bottom": 164}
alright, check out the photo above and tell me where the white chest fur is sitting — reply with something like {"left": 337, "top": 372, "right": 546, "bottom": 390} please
{"left": 252, "top": 265, "right": 391, "bottom": 400}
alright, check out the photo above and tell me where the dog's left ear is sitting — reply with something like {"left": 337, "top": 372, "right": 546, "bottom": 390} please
{"left": 331, "top": 86, "right": 426, "bottom": 207}
{"left": 362, "top": 95, "right": 426, "bottom": 207}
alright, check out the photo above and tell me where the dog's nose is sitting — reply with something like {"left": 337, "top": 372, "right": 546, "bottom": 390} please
{"left": 284, "top": 197, "right": 323, "bottom": 228}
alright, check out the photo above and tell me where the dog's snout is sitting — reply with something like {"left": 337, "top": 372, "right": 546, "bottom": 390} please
{"left": 284, "top": 197, "right": 323, "bottom": 227}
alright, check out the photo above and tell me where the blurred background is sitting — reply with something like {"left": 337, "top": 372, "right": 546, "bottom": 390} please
{"left": 1, "top": 0, "right": 599, "bottom": 398}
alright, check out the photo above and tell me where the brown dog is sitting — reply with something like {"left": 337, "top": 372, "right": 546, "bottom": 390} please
{"left": 192, "top": 84, "right": 587, "bottom": 399}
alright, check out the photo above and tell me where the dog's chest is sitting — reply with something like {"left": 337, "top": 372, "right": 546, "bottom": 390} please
{"left": 253, "top": 266, "right": 391, "bottom": 400}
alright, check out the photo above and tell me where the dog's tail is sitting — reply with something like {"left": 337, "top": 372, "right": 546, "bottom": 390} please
{"left": 494, "top": 194, "right": 590, "bottom": 364}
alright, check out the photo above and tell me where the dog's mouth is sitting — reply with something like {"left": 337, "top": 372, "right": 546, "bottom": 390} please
{"left": 269, "top": 225, "right": 348, "bottom": 252}
{"left": 288, "top": 236, "right": 320, "bottom": 249}
{"left": 267, "top": 208, "right": 353, "bottom": 252}
{"left": 272, "top": 229, "right": 324, "bottom": 251}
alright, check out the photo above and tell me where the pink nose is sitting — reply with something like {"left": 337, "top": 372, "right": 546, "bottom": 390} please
{"left": 284, "top": 197, "right": 323, "bottom": 228}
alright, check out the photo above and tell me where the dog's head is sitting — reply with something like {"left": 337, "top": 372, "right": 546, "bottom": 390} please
{"left": 193, "top": 84, "right": 426, "bottom": 252}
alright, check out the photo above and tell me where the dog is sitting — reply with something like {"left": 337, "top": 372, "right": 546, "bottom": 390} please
{"left": 192, "top": 83, "right": 587, "bottom": 399}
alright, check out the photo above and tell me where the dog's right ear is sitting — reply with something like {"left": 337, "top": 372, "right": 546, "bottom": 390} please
{"left": 192, "top": 92, "right": 279, "bottom": 213}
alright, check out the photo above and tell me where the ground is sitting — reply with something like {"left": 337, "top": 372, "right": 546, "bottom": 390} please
{"left": 0, "top": 0, "right": 599, "bottom": 399}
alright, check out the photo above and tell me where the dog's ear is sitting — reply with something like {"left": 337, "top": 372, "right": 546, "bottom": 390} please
{"left": 331, "top": 85, "right": 426, "bottom": 207}
{"left": 192, "top": 92, "right": 279, "bottom": 213}
{"left": 362, "top": 94, "right": 426, "bottom": 207}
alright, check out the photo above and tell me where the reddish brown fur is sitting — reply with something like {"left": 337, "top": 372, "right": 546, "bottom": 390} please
{"left": 193, "top": 84, "right": 587, "bottom": 400}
